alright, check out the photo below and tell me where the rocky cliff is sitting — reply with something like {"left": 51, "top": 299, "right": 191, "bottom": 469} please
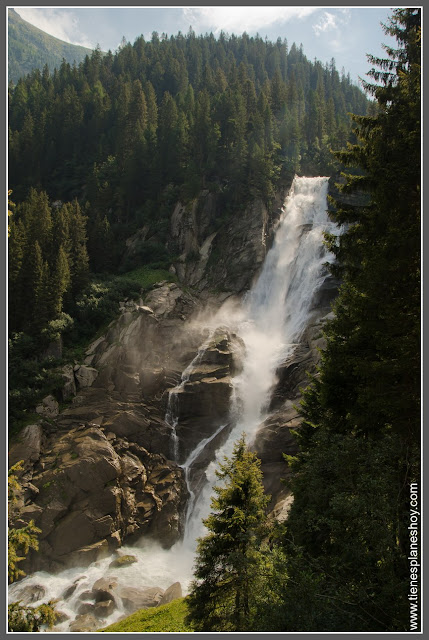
{"left": 9, "top": 180, "right": 337, "bottom": 580}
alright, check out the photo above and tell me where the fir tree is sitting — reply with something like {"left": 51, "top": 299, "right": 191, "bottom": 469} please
{"left": 186, "top": 435, "right": 270, "bottom": 632}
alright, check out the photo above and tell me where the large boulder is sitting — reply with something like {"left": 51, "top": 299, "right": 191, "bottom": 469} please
{"left": 13, "top": 584, "right": 46, "bottom": 605}
{"left": 159, "top": 582, "right": 182, "bottom": 605}
{"left": 35, "top": 395, "right": 59, "bottom": 419}
{"left": 9, "top": 423, "right": 43, "bottom": 468}
{"left": 118, "top": 586, "right": 164, "bottom": 613}
{"left": 74, "top": 365, "right": 98, "bottom": 389}
{"left": 69, "top": 614, "right": 99, "bottom": 632}
{"left": 11, "top": 425, "right": 188, "bottom": 574}
{"left": 91, "top": 577, "right": 118, "bottom": 605}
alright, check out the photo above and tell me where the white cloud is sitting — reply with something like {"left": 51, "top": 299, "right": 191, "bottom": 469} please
{"left": 313, "top": 12, "right": 337, "bottom": 36}
{"left": 13, "top": 8, "right": 95, "bottom": 48}
{"left": 311, "top": 10, "right": 352, "bottom": 52}
{"left": 182, "top": 6, "right": 319, "bottom": 36}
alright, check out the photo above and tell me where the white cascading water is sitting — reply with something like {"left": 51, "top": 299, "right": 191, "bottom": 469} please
{"left": 183, "top": 175, "right": 337, "bottom": 543}
{"left": 8, "top": 176, "right": 337, "bottom": 631}
{"left": 164, "top": 343, "right": 210, "bottom": 461}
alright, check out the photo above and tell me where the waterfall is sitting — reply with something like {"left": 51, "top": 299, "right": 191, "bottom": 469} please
{"left": 183, "top": 175, "right": 337, "bottom": 543}
{"left": 9, "top": 176, "right": 337, "bottom": 631}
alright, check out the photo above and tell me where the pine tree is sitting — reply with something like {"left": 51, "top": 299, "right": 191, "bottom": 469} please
{"left": 186, "top": 435, "right": 270, "bottom": 632}
{"left": 51, "top": 245, "right": 71, "bottom": 316}
{"left": 67, "top": 200, "right": 89, "bottom": 299}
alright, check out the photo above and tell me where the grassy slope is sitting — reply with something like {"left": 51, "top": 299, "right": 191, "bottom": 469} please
{"left": 8, "top": 8, "right": 94, "bottom": 84}
{"left": 100, "top": 598, "right": 193, "bottom": 633}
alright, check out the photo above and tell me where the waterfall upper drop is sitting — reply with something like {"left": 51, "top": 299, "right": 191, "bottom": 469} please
{"left": 231, "top": 175, "right": 335, "bottom": 437}
{"left": 183, "top": 175, "right": 337, "bottom": 542}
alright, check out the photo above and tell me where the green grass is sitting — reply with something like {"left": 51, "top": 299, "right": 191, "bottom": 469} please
{"left": 99, "top": 598, "right": 193, "bottom": 633}
{"left": 116, "top": 266, "right": 176, "bottom": 290}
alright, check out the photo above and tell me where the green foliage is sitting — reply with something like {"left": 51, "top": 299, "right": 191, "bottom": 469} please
{"left": 8, "top": 462, "right": 58, "bottom": 631}
{"left": 41, "top": 312, "right": 74, "bottom": 343}
{"left": 8, "top": 461, "right": 41, "bottom": 583}
{"left": 8, "top": 601, "right": 58, "bottom": 632}
{"left": 186, "top": 435, "right": 271, "bottom": 632}
{"left": 8, "top": 334, "right": 63, "bottom": 435}
{"left": 100, "top": 598, "right": 192, "bottom": 632}
{"left": 9, "top": 189, "right": 89, "bottom": 337}
{"left": 280, "top": 9, "right": 421, "bottom": 632}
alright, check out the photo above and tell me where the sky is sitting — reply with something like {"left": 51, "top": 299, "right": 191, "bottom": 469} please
{"left": 12, "top": 6, "right": 398, "bottom": 86}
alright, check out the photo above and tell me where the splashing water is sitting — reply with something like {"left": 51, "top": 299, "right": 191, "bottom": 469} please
{"left": 183, "top": 175, "right": 337, "bottom": 543}
{"left": 9, "top": 176, "right": 337, "bottom": 630}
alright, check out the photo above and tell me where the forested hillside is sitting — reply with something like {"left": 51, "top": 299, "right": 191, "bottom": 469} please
{"left": 9, "top": 29, "right": 367, "bottom": 244}
{"left": 8, "top": 30, "right": 368, "bottom": 430}
{"left": 8, "top": 9, "right": 94, "bottom": 86}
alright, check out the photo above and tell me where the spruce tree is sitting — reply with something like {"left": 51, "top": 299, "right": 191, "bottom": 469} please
{"left": 186, "top": 435, "right": 270, "bottom": 632}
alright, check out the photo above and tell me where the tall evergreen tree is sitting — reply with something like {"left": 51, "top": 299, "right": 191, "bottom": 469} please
{"left": 186, "top": 435, "right": 270, "bottom": 632}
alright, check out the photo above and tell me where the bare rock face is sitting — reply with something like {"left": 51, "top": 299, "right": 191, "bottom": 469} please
{"left": 9, "top": 423, "right": 43, "bottom": 469}
{"left": 10, "top": 423, "right": 188, "bottom": 574}
{"left": 164, "top": 189, "right": 287, "bottom": 295}
{"left": 35, "top": 395, "right": 59, "bottom": 419}
{"left": 74, "top": 365, "right": 98, "bottom": 389}
{"left": 172, "top": 327, "right": 244, "bottom": 463}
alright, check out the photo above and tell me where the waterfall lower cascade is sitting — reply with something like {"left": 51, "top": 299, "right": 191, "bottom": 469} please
{"left": 8, "top": 176, "right": 337, "bottom": 631}
{"left": 164, "top": 339, "right": 213, "bottom": 461}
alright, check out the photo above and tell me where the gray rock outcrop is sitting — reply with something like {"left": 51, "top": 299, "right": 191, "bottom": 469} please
{"left": 10, "top": 423, "right": 188, "bottom": 574}
{"left": 159, "top": 581, "right": 182, "bottom": 605}
{"left": 118, "top": 586, "right": 164, "bottom": 613}
{"left": 35, "top": 395, "right": 59, "bottom": 419}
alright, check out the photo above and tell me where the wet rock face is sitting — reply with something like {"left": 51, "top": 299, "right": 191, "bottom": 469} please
{"left": 172, "top": 327, "right": 244, "bottom": 463}
{"left": 85, "top": 284, "right": 204, "bottom": 405}
{"left": 8, "top": 179, "right": 340, "bottom": 576}
{"left": 10, "top": 424, "right": 188, "bottom": 574}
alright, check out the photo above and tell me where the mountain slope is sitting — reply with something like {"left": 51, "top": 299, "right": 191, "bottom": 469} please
{"left": 8, "top": 8, "right": 94, "bottom": 84}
